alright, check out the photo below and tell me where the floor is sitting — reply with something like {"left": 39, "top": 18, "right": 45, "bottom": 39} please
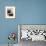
{"left": 0, "top": 44, "right": 18, "bottom": 46}
{"left": 19, "top": 40, "right": 46, "bottom": 46}
{"left": 0, "top": 40, "right": 46, "bottom": 46}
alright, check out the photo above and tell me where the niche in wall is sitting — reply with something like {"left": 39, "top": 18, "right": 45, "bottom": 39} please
{"left": 18, "top": 24, "right": 46, "bottom": 42}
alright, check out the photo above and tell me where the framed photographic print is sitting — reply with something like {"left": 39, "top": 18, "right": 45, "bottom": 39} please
{"left": 5, "top": 6, "right": 16, "bottom": 19}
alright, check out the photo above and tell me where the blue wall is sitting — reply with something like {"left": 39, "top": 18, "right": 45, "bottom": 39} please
{"left": 0, "top": 0, "right": 46, "bottom": 44}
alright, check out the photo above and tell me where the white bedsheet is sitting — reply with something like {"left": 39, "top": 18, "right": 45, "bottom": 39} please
{"left": 31, "top": 35, "right": 45, "bottom": 41}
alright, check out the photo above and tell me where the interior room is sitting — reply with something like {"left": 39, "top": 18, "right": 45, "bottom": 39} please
{"left": 0, "top": 0, "right": 46, "bottom": 46}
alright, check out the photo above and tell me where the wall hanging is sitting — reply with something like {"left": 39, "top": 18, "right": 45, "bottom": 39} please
{"left": 5, "top": 6, "right": 16, "bottom": 19}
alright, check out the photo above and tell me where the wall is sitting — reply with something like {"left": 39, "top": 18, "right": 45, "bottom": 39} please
{"left": 21, "top": 25, "right": 46, "bottom": 30}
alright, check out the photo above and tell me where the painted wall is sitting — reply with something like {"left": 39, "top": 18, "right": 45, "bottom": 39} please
{"left": 0, "top": 0, "right": 46, "bottom": 44}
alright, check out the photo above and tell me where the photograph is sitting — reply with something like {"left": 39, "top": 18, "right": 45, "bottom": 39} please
{"left": 5, "top": 6, "right": 15, "bottom": 19}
